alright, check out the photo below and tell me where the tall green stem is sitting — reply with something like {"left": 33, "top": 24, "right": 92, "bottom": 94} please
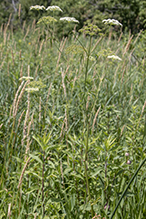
{"left": 84, "top": 36, "right": 94, "bottom": 217}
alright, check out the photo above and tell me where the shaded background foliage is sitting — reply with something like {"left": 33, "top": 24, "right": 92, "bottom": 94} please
{"left": 0, "top": 0, "right": 146, "bottom": 34}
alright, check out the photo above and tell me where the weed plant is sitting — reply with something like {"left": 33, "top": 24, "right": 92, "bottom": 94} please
{"left": 0, "top": 5, "right": 146, "bottom": 219}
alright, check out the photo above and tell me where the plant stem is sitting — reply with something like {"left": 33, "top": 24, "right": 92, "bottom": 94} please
{"left": 110, "top": 156, "right": 146, "bottom": 219}
{"left": 83, "top": 35, "right": 94, "bottom": 217}
{"left": 42, "top": 151, "right": 45, "bottom": 218}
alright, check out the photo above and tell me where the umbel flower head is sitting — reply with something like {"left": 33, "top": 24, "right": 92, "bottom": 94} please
{"left": 37, "top": 16, "right": 57, "bottom": 25}
{"left": 46, "top": 6, "right": 63, "bottom": 12}
{"left": 30, "top": 5, "right": 45, "bottom": 11}
{"left": 60, "top": 17, "right": 79, "bottom": 23}
{"left": 102, "top": 19, "right": 122, "bottom": 26}
{"left": 19, "top": 76, "right": 34, "bottom": 81}
{"left": 25, "top": 88, "right": 39, "bottom": 92}
{"left": 107, "top": 55, "right": 122, "bottom": 61}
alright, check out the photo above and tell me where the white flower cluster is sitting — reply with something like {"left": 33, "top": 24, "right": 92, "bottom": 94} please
{"left": 30, "top": 5, "right": 63, "bottom": 12}
{"left": 30, "top": 5, "right": 45, "bottom": 11}
{"left": 102, "top": 19, "right": 122, "bottom": 26}
{"left": 46, "top": 6, "right": 63, "bottom": 12}
{"left": 107, "top": 55, "right": 122, "bottom": 61}
{"left": 25, "top": 88, "right": 39, "bottom": 92}
{"left": 60, "top": 17, "right": 79, "bottom": 23}
{"left": 19, "top": 76, "right": 34, "bottom": 81}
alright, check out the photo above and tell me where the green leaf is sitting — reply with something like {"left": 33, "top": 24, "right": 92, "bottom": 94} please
{"left": 29, "top": 153, "right": 43, "bottom": 165}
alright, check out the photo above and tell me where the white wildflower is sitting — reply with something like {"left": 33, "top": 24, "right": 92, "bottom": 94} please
{"left": 30, "top": 5, "right": 45, "bottom": 11}
{"left": 107, "top": 55, "right": 122, "bottom": 61}
{"left": 37, "top": 16, "right": 57, "bottom": 25}
{"left": 25, "top": 88, "right": 39, "bottom": 92}
{"left": 102, "top": 19, "right": 122, "bottom": 26}
{"left": 60, "top": 17, "right": 79, "bottom": 23}
{"left": 46, "top": 6, "right": 63, "bottom": 12}
{"left": 19, "top": 76, "right": 34, "bottom": 81}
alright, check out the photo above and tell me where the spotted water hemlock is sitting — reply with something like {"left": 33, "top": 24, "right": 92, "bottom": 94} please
{"left": 37, "top": 16, "right": 57, "bottom": 25}
{"left": 19, "top": 76, "right": 34, "bottom": 81}
{"left": 25, "top": 88, "right": 39, "bottom": 92}
{"left": 30, "top": 5, "right": 45, "bottom": 11}
{"left": 60, "top": 17, "right": 79, "bottom": 23}
{"left": 102, "top": 19, "right": 123, "bottom": 26}
{"left": 46, "top": 6, "right": 63, "bottom": 12}
{"left": 107, "top": 55, "right": 122, "bottom": 61}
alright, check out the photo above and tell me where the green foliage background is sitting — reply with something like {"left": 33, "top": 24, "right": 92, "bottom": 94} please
{"left": 0, "top": 0, "right": 146, "bottom": 33}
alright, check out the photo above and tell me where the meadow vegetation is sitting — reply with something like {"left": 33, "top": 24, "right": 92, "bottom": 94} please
{"left": 0, "top": 5, "right": 146, "bottom": 219}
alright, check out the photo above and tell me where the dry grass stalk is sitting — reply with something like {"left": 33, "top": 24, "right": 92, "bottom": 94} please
{"left": 136, "top": 100, "right": 146, "bottom": 132}
{"left": 7, "top": 203, "right": 11, "bottom": 218}
{"left": 123, "top": 35, "right": 133, "bottom": 55}
{"left": 114, "top": 64, "right": 120, "bottom": 85}
{"left": 32, "top": 19, "right": 36, "bottom": 31}
{"left": 13, "top": 81, "right": 29, "bottom": 117}
{"left": 8, "top": 32, "right": 11, "bottom": 41}
{"left": 92, "top": 106, "right": 101, "bottom": 133}
{"left": 91, "top": 36, "right": 102, "bottom": 53}
{"left": 27, "top": 65, "right": 30, "bottom": 77}
{"left": 20, "top": 63, "right": 23, "bottom": 78}
{"left": 3, "top": 14, "right": 12, "bottom": 45}
{"left": 65, "top": 109, "right": 68, "bottom": 132}
{"left": 19, "top": 50, "right": 21, "bottom": 60}
{"left": 118, "top": 31, "right": 123, "bottom": 43}
{"left": 34, "top": 65, "right": 39, "bottom": 78}
{"left": 18, "top": 157, "right": 31, "bottom": 189}
{"left": 23, "top": 25, "right": 30, "bottom": 41}
{"left": 121, "top": 66, "right": 126, "bottom": 84}
{"left": 22, "top": 20, "right": 26, "bottom": 32}
{"left": 39, "top": 39, "right": 44, "bottom": 55}
{"left": 86, "top": 95, "right": 90, "bottom": 110}
{"left": 141, "top": 100, "right": 146, "bottom": 115}
{"left": 39, "top": 97, "right": 41, "bottom": 123}
{"left": 55, "top": 37, "right": 67, "bottom": 74}
{"left": 13, "top": 81, "right": 24, "bottom": 117}
{"left": 7, "top": 13, "right": 12, "bottom": 28}
{"left": 11, "top": 49, "right": 15, "bottom": 66}
{"left": 10, "top": 25, "right": 13, "bottom": 38}
{"left": 61, "top": 69, "right": 67, "bottom": 98}
{"left": 34, "top": 213, "right": 37, "bottom": 219}
{"left": 133, "top": 29, "right": 143, "bottom": 45}
{"left": 17, "top": 110, "right": 25, "bottom": 130}
{"left": 18, "top": 4, "right": 21, "bottom": 19}
{"left": 22, "top": 91, "right": 30, "bottom": 146}
{"left": 0, "top": 23, "right": 3, "bottom": 33}
{"left": 120, "top": 125, "right": 125, "bottom": 136}
{"left": 60, "top": 118, "right": 65, "bottom": 138}
{"left": 25, "top": 113, "right": 34, "bottom": 161}
{"left": 4, "top": 188, "right": 12, "bottom": 197}
{"left": 3, "top": 25, "right": 7, "bottom": 45}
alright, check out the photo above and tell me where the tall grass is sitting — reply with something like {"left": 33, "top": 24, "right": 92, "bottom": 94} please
{"left": 0, "top": 17, "right": 146, "bottom": 219}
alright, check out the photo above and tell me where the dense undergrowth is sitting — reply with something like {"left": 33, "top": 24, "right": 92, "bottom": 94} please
{"left": 0, "top": 15, "right": 146, "bottom": 219}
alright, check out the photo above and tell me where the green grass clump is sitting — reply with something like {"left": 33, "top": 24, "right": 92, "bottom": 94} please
{"left": 0, "top": 16, "right": 146, "bottom": 219}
